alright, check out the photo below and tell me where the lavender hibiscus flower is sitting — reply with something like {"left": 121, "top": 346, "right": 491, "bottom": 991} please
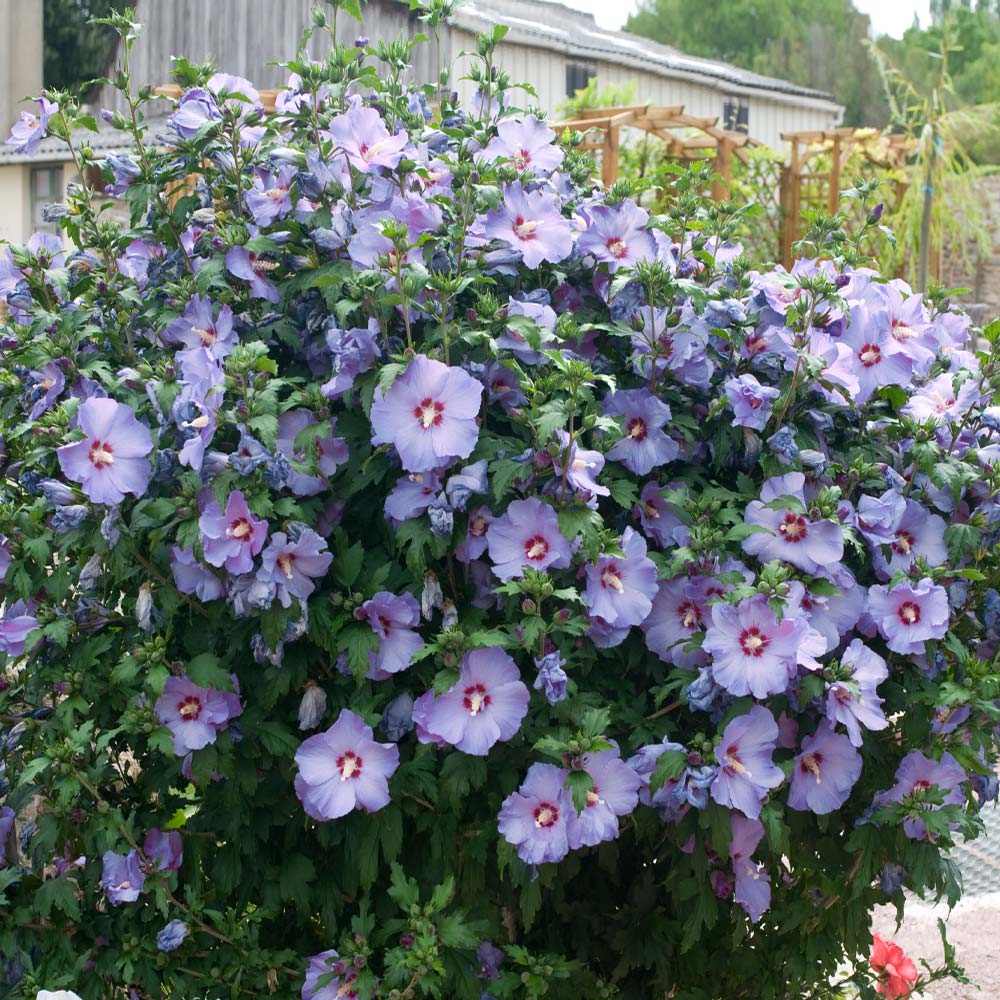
{"left": 303, "top": 950, "right": 360, "bottom": 1000}
{"left": 486, "top": 497, "right": 572, "bottom": 580}
{"left": 787, "top": 726, "right": 862, "bottom": 814}
{"left": 552, "top": 429, "right": 609, "bottom": 498}
{"left": 483, "top": 182, "right": 574, "bottom": 269}
{"left": 703, "top": 594, "right": 826, "bottom": 699}
{"left": 199, "top": 491, "right": 268, "bottom": 575}
{"left": 868, "top": 578, "right": 949, "bottom": 654}
{"left": 57, "top": 397, "right": 153, "bottom": 505}
{"left": 642, "top": 576, "right": 714, "bottom": 669}
{"left": 725, "top": 374, "right": 780, "bottom": 431}
{"left": 730, "top": 815, "right": 771, "bottom": 923}
{"left": 498, "top": 762, "right": 573, "bottom": 864}
{"left": 6, "top": 96, "right": 58, "bottom": 155}
{"left": 603, "top": 388, "right": 678, "bottom": 475}
{"left": 170, "top": 545, "right": 225, "bottom": 602}
{"left": 257, "top": 528, "right": 332, "bottom": 608}
{"left": 0, "top": 601, "right": 39, "bottom": 657}
{"left": 710, "top": 705, "right": 784, "bottom": 820}
{"left": 370, "top": 355, "right": 483, "bottom": 473}
{"left": 154, "top": 675, "right": 243, "bottom": 756}
{"left": 102, "top": 849, "right": 145, "bottom": 905}
{"left": 476, "top": 115, "right": 564, "bottom": 173}
{"left": 225, "top": 245, "right": 279, "bottom": 303}
{"left": 327, "top": 96, "right": 408, "bottom": 173}
{"left": 293, "top": 709, "right": 400, "bottom": 821}
{"left": 143, "top": 828, "right": 183, "bottom": 871}
{"left": 321, "top": 320, "right": 381, "bottom": 399}
{"left": 415, "top": 647, "right": 530, "bottom": 755}
{"left": 566, "top": 748, "right": 641, "bottom": 848}
{"left": 825, "top": 639, "right": 889, "bottom": 747}
{"left": 742, "top": 472, "right": 844, "bottom": 575}
{"left": 578, "top": 200, "right": 656, "bottom": 272}
{"left": 872, "top": 498, "right": 947, "bottom": 580}
{"left": 583, "top": 528, "right": 658, "bottom": 632}
{"left": 361, "top": 591, "right": 424, "bottom": 679}
{"left": 876, "top": 750, "right": 967, "bottom": 841}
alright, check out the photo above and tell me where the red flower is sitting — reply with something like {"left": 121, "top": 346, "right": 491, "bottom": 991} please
{"left": 870, "top": 933, "right": 919, "bottom": 999}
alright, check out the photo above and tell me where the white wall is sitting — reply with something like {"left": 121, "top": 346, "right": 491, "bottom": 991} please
{"left": 0, "top": 164, "right": 30, "bottom": 245}
{"left": 0, "top": 0, "right": 43, "bottom": 135}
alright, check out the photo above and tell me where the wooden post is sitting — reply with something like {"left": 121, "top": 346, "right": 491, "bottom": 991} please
{"left": 711, "top": 137, "right": 733, "bottom": 201}
{"left": 827, "top": 136, "right": 842, "bottom": 215}
{"left": 602, "top": 124, "right": 619, "bottom": 188}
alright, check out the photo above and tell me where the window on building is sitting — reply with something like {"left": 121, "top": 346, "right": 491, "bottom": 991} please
{"left": 30, "top": 165, "right": 64, "bottom": 234}
{"left": 722, "top": 97, "right": 749, "bottom": 134}
{"left": 566, "top": 60, "right": 596, "bottom": 98}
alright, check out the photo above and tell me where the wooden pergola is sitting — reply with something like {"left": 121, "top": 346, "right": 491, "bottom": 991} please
{"left": 779, "top": 127, "right": 913, "bottom": 264}
{"left": 555, "top": 105, "right": 756, "bottom": 197}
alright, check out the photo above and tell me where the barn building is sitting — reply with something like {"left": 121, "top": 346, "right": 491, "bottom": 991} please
{"left": 0, "top": 0, "right": 843, "bottom": 244}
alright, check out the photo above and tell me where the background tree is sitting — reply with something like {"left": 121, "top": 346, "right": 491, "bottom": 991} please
{"left": 43, "top": 0, "right": 131, "bottom": 93}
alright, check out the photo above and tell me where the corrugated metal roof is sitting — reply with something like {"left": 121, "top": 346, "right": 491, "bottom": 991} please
{"left": 451, "top": 0, "right": 842, "bottom": 109}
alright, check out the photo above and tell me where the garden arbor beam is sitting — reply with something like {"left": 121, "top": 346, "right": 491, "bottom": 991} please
{"left": 555, "top": 105, "right": 751, "bottom": 196}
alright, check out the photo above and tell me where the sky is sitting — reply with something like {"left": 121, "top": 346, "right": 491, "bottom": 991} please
{"left": 566, "top": 0, "right": 933, "bottom": 36}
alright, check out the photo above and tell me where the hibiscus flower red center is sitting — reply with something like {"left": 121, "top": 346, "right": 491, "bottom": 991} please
{"left": 858, "top": 343, "right": 882, "bottom": 367}
{"left": 413, "top": 397, "right": 445, "bottom": 430}
{"left": 607, "top": 237, "right": 628, "bottom": 259}
{"left": 336, "top": 750, "right": 363, "bottom": 781}
{"left": 745, "top": 334, "right": 766, "bottom": 355}
{"left": 778, "top": 513, "right": 808, "bottom": 542}
{"left": 277, "top": 552, "right": 296, "bottom": 579}
{"left": 601, "top": 564, "right": 624, "bottom": 592}
{"left": 723, "top": 746, "right": 749, "bottom": 775}
{"left": 891, "top": 318, "right": 915, "bottom": 340}
{"left": 249, "top": 252, "right": 276, "bottom": 276}
{"left": 533, "top": 802, "right": 559, "bottom": 828}
{"left": 677, "top": 601, "right": 702, "bottom": 630}
{"left": 513, "top": 149, "right": 530, "bottom": 170}
{"left": 586, "top": 786, "right": 602, "bottom": 808}
{"left": 524, "top": 535, "right": 549, "bottom": 561}
{"left": 193, "top": 325, "right": 217, "bottom": 346}
{"left": 228, "top": 517, "right": 254, "bottom": 540}
{"left": 469, "top": 513, "right": 488, "bottom": 537}
{"left": 891, "top": 530, "right": 915, "bottom": 555}
{"left": 801, "top": 753, "right": 823, "bottom": 780}
{"left": 897, "top": 601, "right": 921, "bottom": 626}
{"left": 626, "top": 416, "right": 648, "bottom": 441}
{"left": 88, "top": 440, "right": 115, "bottom": 469}
{"left": 513, "top": 216, "right": 538, "bottom": 240}
{"left": 177, "top": 695, "right": 202, "bottom": 721}
{"left": 738, "top": 626, "right": 771, "bottom": 657}
{"left": 463, "top": 683, "right": 491, "bottom": 716}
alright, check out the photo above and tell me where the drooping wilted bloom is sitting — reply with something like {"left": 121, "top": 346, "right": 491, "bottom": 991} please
{"left": 327, "top": 96, "right": 408, "bottom": 173}
{"left": 143, "top": 828, "right": 182, "bottom": 871}
{"left": 477, "top": 115, "right": 564, "bottom": 173}
{"left": 703, "top": 595, "right": 825, "bottom": 699}
{"left": 257, "top": 528, "right": 332, "bottom": 608}
{"left": 298, "top": 682, "right": 328, "bottom": 732}
{"left": 730, "top": 815, "right": 770, "bottom": 923}
{"left": 583, "top": 528, "right": 658, "bottom": 631}
{"left": 486, "top": 497, "right": 572, "bottom": 580}
{"left": 566, "top": 748, "right": 641, "bottom": 848}
{"left": 302, "top": 949, "right": 360, "bottom": 1000}
{"left": 498, "top": 762, "right": 573, "bottom": 864}
{"left": 868, "top": 578, "right": 949, "bottom": 654}
{"left": 156, "top": 919, "right": 188, "bottom": 952}
{"left": 417, "top": 647, "right": 530, "bottom": 755}
{"left": 742, "top": 472, "right": 843, "bottom": 575}
{"left": 199, "top": 490, "right": 268, "bottom": 575}
{"left": 626, "top": 737, "right": 690, "bottom": 821}
{"left": 788, "top": 725, "right": 862, "bottom": 814}
{"left": 294, "top": 709, "right": 400, "bottom": 821}
{"left": 483, "top": 182, "right": 574, "bottom": 269}
{"left": 322, "top": 320, "right": 381, "bottom": 399}
{"left": 710, "top": 705, "right": 784, "bottom": 819}
{"left": 578, "top": 200, "right": 656, "bottom": 272}
{"left": 6, "top": 96, "right": 58, "bottom": 155}
{"left": 825, "top": 638, "right": 889, "bottom": 747}
{"left": 102, "top": 849, "right": 145, "bottom": 905}
{"left": 876, "top": 750, "right": 966, "bottom": 841}
{"left": 725, "top": 374, "right": 780, "bottom": 431}
{"left": 154, "top": 675, "right": 243, "bottom": 756}
{"left": 57, "top": 397, "right": 153, "bottom": 505}
{"left": 603, "top": 388, "right": 677, "bottom": 475}
{"left": 361, "top": 591, "right": 424, "bottom": 679}
{"left": 370, "top": 355, "right": 483, "bottom": 473}
{"left": 168, "top": 87, "right": 222, "bottom": 138}
{"left": 533, "top": 651, "right": 568, "bottom": 704}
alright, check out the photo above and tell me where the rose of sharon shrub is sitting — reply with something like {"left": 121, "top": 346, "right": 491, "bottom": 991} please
{"left": 0, "top": 5, "right": 998, "bottom": 999}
